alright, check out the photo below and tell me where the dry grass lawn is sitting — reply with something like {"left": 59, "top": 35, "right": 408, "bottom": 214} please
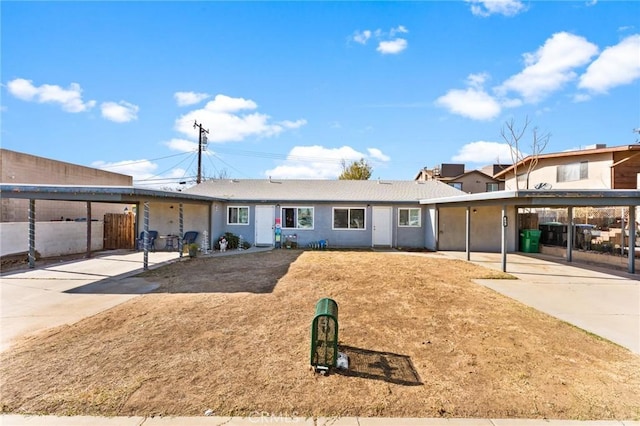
{"left": 1, "top": 250, "right": 639, "bottom": 419}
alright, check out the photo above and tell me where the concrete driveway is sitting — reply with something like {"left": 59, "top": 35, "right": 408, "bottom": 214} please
{"left": 0, "top": 250, "right": 180, "bottom": 352}
{"left": 440, "top": 251, "right": 640, "bottom": 354}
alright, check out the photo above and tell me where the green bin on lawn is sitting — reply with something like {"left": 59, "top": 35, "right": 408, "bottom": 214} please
{"left": 520, "top": 229, "right": 541, "bottom": 253}
{"left": 310, "top": 298, "right": 338, "bottom": 371}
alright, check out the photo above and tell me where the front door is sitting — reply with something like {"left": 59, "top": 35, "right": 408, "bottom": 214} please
{"left": 255, "top": 205, "right": 275, "bottom": 246}
{"left": 372, "top": 206, "right": 392, "bottom": 247}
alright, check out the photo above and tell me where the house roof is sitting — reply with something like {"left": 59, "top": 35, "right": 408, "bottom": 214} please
{"left": 184, "top": 179, "right": 464, "bottom": 203}
{"left": 436, "top": 169, "right": 498, "bottom": 183}
{"left": 494, "top": 144, "right": 640, "bottom": 179}
{"left": 0, "top": 184, "right": 213, "bottom": 204}
{"left": 419, "top": 189, "right": 640, "bottom": 208}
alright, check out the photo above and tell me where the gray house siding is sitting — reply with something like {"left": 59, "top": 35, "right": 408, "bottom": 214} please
{"left": 186, "top": 179, "right": 466, "bottom": 250}
{"left": 211, "top": 202, "right": 428, "bottom": 249}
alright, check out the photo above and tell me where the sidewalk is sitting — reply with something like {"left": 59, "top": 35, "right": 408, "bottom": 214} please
{"left": 1, "top": 415, "right": 638, "bottom": 425}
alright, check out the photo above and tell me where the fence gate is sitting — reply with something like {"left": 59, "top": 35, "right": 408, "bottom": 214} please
{"left": 103, "top": 213, "right": 135, "bottom": 249}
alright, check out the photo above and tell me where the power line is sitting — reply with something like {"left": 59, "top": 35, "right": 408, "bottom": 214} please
{"left": 211, "top": 147, "right": 357, "bottom": 165}
{"left": 97, "top": 151, "right": 194, "bottom": 169}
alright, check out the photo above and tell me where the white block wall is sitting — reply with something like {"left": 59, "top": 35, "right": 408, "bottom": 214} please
{"left": 0, "top": 221, "right": 104, "bottom": 257}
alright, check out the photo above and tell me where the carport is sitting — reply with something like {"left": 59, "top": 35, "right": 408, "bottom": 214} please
{"left": 420, "top": 189, "right": 639, "bottom": 274}
{"left": 0, "top": 184, "right": 214, "bottom": 270}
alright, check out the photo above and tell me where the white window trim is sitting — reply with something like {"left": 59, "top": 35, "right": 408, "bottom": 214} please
{"left": 280, "top": 206, "right": 315, "bottom": 230}
{"left": 398, "top": 208, "right": 421, "bottom": 227}
{"left": 557, "top": 161, "right": 588, "bottom": 183}
{"left": 227, "top": 206, "right": 250, "bottom": 225}
{"left": 332, "top": 206, "right": 367, "bottom": 230}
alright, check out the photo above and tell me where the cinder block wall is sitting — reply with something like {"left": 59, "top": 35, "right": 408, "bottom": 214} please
{"left": 1, "top": 149, "right": 133, "bottom": 222}
{"left": 0, "top": 221, "right": 104, "bottom": 257}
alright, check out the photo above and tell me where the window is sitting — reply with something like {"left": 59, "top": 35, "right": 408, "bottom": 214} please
{"left": 227, "top": 206, "right": 249, "bottom": 225}
{"left": 282, "top": 207, "right": 314, "bottom": 229}
{"left": 557, "top": 162, "right": 588, "bottom": 182}
{"left": 399, "top": 208, "right": 421, "bottom": 227}
{"left": 449, "top": 182, "right": 463, "bottom": 190}
{"left": 333, "top": 207, "right": 365, "bottom": 229}
{"left": 486, "top": 182, "right": 499, "bottom": 192}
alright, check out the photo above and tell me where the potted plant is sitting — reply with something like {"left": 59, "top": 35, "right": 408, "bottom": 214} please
{"left": 188, "top": 243, "right": 199, "bottom": 258}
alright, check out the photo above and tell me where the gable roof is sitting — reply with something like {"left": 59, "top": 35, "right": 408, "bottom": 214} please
{"left": 436, "top": 169, "right": 498, "bottom": 182}
{"left": 184, "top": 179, "right": 464, "bottom": 203}
{"left": 494, "top": 144, "right": 640, "bottom": 179}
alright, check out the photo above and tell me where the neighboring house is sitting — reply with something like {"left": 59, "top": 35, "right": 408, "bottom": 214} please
{"left": 0, "top": 148, "right": 133, "bottom": 222}
{"left": 494, "top": 144, "right": 640, "bottom": 191}
{"left": 415, "top": 163, "right": 506, "bottom": 193}
{"left": 184, "top": 178, "right": 464, "bottom": 249}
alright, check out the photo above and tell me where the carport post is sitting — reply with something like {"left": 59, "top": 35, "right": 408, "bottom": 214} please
{"left": 179, "top": 203, "right": 184, "bottom": 258}
{"left": 501, "top": 205, "right": 507, "bottom": 272}
{"left": 465, "top": 206, "right": 471, "bottom": 261}
{"left": 629, "top": 206, "right": 636, "bottom": 274}
{"left": 85, "top": 201, "right": 92, "bottom": 259}
{"left": 143, "top": 201, "right": 149, "bottom": 270}
{"left": 566, "top": 206, "right": 574, "bottom": 263}
{"left": 28, "top": 199, "right": 36, "bottom": 269}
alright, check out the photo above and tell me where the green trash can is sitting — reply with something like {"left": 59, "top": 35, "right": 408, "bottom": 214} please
{"left": 310, "top": 298, "right": 338, "bottom": 372}
{"left": 520, "top": 229, "right": 541, "bottom": 253}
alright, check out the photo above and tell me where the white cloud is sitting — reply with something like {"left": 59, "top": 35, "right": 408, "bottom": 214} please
{"left": 452, "top": 141, "right": 517, "bottom": 164}
{"left": 578, "top": 34, "right": 640, "bottom": 93}
{"left": 174, "top": 94, "right": 306, "bottom": 143}
{"left": 264, "top": 145, "right": 390, "bottom": 179}
{"left": 92, "top": 159, "right": 157, "bottom": 181}
{"left": 174, "top": 91, "right": 210, "bottom": 106}
{"left": 205, "top": 94, "right": 257, "bottom": 112}
{"left": 436, "top": 87, "right": 502, "bottom": 121}
{"left": 467, "top": 72, "right": 490, "bottom": 89}
{"left": 390, "top": 25, "right": 408, "bottom": 36}
{"left": 353, "top": 30, "right": 372, "bottom": 44}
{"left": 92, "top": 159, "right": 189, "bottom": 190}
{"left": 6, "top": 78, "right": 96, "bottom": 112}
{"left": 352, "top": 26, "right": 409, "bottom": 55}
{"left": 436, "top": 73, "right": 502, "bottom": 120}
{"left": 280, "top": 119, "right": 307, "bottom": 129}
{"left": 497, "top": 32, "right": 599, "bottom": 103}
{"left": 165, "top": 138, "right": 199, "bottom": 153}
{"left": 573, "top": 93, "right": 592, "bottom": 103}
{"left": 367, "top": 148, "right": 390, "bottom": 162}
{"left": 101, "top": 101, "right": 139, "bottom": 123}
{"left": 466, "top": 0, "right": 527, "bottom": 17}
{"left": 377, "top": 38, "right": 408, "bottom": 55}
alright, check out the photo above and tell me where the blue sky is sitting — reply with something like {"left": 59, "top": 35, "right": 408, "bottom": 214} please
{"left": 2, "top": 0, "right": 639, "bottom": 188}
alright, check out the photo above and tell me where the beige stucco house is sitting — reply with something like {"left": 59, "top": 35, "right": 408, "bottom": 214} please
{"left": 494, "top": 144, "right": 640, "bottom": 191}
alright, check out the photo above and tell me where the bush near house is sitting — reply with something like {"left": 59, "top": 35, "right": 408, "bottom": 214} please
{"left": 215, "top": 232, "right": 251, "bottom": 250}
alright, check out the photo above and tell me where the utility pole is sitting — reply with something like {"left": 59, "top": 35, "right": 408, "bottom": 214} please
{"left": 193, "top": 120, "right": 209, "bottom": 184}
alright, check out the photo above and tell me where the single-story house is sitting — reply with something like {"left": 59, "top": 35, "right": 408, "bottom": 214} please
{"left": 184, "top": 178, "right": 464, "bottom": 249}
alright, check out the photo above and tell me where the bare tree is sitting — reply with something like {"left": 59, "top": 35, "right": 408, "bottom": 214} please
{"left": 210, "top": 168, "right": 230, "bottom": 180}
{"left": 501, "top": 116, "right": 551, "bottom": 190}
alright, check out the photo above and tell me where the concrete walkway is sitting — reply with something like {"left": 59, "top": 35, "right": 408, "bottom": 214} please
{"left": 0, "top": 250, "right": 181, "bottom": 352}
{"left": 438, "top": 251, "right": 640, "bottom": 354}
